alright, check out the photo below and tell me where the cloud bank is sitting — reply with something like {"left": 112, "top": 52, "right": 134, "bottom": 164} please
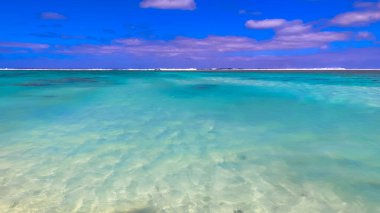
{"left": 59, "top": 30, "right": 350, "bottom": 58}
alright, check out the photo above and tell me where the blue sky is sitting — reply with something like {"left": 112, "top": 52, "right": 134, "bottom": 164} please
{"left": 1, "top": 0, "right": 380, "bottom": 68}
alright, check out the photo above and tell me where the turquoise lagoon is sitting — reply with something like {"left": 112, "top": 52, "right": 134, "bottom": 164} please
{"left": 0, "top": 70, "right": 380, "bottom": 212}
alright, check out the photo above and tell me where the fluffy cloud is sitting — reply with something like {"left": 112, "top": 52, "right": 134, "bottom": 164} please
{"left": 245, "top": 19, "right": 286, "bottom": 29}
{"left": 246, "top": 19, "right": 312, "bottom": 33}
{"left": 40, "top": 12, "right": 66, "bottom": 20}
{"left": 332, "top": 10, "right": 380, "bottom": 26}
{"left": 140, "top": 0, "right": 196, "bottom": 10}
{"left": 275, "top": 20, "right": 312, "bottom": 34}
{"left": 331, "top": 1, "right": 380, "bottom": 26}
{"left": 244, "top": 18, "right": 347, "bottom": 50}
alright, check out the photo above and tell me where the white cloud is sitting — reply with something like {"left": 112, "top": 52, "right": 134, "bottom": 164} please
{"left": 245, "top": 19, "right": 286, "bottom": 29}
{"left": 140, "top": 0, "right": 196, "bottom": 10}
{"left": 331, "top": 1, "right": 380, "bottom": 26}
{"left": 276, "top": 20, "right": 312, "bottom": 34}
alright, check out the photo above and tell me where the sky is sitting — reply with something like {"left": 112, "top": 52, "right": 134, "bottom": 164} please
{"left": 1, "top": 0, "right": 380, "bottom": 68}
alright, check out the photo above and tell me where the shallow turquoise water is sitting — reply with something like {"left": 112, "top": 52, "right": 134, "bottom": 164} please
{"left": 0, "top": 70, "right": 380, "bottom": 212}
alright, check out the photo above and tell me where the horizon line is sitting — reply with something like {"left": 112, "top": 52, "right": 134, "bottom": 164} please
{"left": 2, "top": 68, "right": 380, "bottom": 71}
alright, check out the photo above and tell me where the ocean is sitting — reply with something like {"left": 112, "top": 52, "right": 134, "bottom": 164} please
{"left": 0, "top": 70, "right": 379, "bottom": 212}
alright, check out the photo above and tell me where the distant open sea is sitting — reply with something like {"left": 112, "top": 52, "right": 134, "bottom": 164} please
{"left": 1, "top": 70, "right": 380, "bottom": 212}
